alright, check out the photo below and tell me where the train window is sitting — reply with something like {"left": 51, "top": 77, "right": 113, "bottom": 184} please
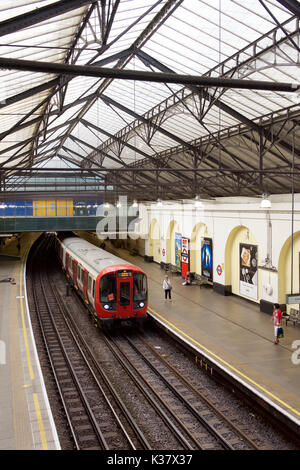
{"left": 100, "top": 273, "right": 116, "bottom": 311}
{"left": 93, "top": 280, "right": 95, "bottom": 298}
{"left": 120, "top": 282, "right": 130, "bottom": 306}
{"left": 88, "top": 275, "right": 92, "bottom": 293}
{"left": 133, "top": 273, "right": 147, "bottom": 309}
{"left": 77, "top": 265, "right": 81, "bottom": 280}
{"left": 72, "top": 259, "right": 77, "bottom": 274}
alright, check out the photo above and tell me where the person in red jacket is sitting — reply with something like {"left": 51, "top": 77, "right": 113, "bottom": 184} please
{"left": 271, "top": 303, "right": 282, "bottom": 344}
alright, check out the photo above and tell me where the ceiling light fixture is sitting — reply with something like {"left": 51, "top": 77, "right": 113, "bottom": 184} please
{"left": 194, "top": 195, "right": 204, "bottom": 208}
{"left": 260, "top": 193, "right": 272, "bottom": 209}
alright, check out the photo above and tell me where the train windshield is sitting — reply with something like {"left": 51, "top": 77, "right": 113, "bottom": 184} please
{"left": 100, "top": 273, "right": 117, "bottom": 310}
{"left": 133, "top": 272, "right": 147, "bottom": 303}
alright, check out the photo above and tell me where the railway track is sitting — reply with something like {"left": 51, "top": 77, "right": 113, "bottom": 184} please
{"left": 103, "top": 331, "right": 262, "bottom": 451}
{"left": 27, "top": 235, "right": 297, "bottom": 450}
{"left": 28, "top": 238, "right": 149, "bottom": 450}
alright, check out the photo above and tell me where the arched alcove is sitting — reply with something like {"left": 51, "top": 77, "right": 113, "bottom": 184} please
{"left": 225, "top": 225, "right": 259, "bottom": 302}
{"left": 166, "top": 220, "right": 179, "bottom": 265}
{"left": 149, "top": 218, "right": 161, "bottom": 263}
{"left": 190, "top": 222, "right": 210, "bottom": 275}
{"left": 278, "top": 231, "right": 300, "bottom": 306}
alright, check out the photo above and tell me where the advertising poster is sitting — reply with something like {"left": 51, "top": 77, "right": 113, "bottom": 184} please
{"left": 181, "top": 237, "right": 190, "bottom": 278}
{"left": 201, "top": 238, "right": 213, "bottom": 282}
{"left": 239, "top": 243, "right": 258, "bottom": 300}
{"left": 175, "top": 233, "right": 182, "bottom": 270}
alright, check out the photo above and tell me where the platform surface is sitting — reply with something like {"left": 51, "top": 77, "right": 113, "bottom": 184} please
{"left": 0, "top": 234, "right": 60, "bottom": 450}
{"left": 98, "top": 241, "right": 300, "bottom": 427}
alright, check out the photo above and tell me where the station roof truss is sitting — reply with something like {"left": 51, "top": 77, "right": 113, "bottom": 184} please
{"left": 0, "top": 0, "right": 299, "bottom": 201}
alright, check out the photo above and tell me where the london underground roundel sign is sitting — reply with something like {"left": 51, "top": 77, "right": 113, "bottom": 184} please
{"left": 216, "top": 264, "right": 223, "bottom": 276}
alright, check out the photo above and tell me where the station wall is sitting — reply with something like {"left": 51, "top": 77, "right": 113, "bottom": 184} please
{"left": 141, "top": 196, "right": 300, "bottom": 314}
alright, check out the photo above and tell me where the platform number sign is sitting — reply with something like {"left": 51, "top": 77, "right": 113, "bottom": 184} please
{"left": 181, "top": 237, "right": 190, "bottom": 278}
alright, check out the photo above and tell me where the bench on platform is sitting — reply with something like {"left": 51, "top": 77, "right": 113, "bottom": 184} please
{"left": 285, "top": 308, "right": 300, "bottom": 326}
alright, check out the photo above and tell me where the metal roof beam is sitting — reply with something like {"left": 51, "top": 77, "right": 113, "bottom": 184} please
{"left": 276, "top": 0, "right": 300, "bottom": 18}
{"left": 0, "top": 47, "right": 132, "bottom": 112}
{"left": 0, "top": 78, "right": 59, "bottom": 111}
{"left": 80, "top": 117, "right": 167, "bottom": 167}
{"left": 0, "top": 56, "right": 298, "bottom": 92}
{"left": 0, "top": 0, "right": 95, "bottom": 38}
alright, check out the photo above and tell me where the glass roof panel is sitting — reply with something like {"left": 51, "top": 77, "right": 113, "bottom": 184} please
{"left": 0, "top": 0, "right": 298, "bottom": 189}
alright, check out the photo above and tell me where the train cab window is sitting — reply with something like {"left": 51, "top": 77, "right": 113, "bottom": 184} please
{"left": 133, "top": 272, "right": 147, "bottom": 308}
{"left": 100, "top": 273, "right": 116, "bottom": 311}
{"left": 92, "top": 280, "right": 95, "bottom": 298}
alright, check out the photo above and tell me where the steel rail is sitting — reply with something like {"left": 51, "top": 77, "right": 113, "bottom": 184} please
{"left": 104, "top": 333, "right": 197, "bottom": 450}
{"left": 38, "top": 271, "right": 109, "bottom": 450}
{"left": 121, "top": 333, "right": 235, "bottom": 450}
{"left": 50, "top": 281, "right": 151, "bottom": 451}
{"left": 29, "top": 238, "right": 81, "bottom": 449}
{"left": 136, "top": 332, "right": 261, "bottom": 450}
{"left": 28, "top": 237, "right": 109, "bottom": 450}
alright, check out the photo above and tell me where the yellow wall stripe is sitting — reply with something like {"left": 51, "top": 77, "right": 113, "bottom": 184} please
{"left": 148, "top": 306, "right": 300, "bottom": 418}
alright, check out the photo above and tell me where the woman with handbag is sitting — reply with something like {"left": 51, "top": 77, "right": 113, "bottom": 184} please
{"left": 271, "top": 303, "right": 283, "bottom": 344}
{"left": 163, "top": 275, "right": 172, "bottom": 301}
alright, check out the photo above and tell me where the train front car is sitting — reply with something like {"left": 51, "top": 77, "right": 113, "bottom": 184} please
{"left": 96, "top": 265, "right": 148, "bottom": 329}
{"left": 56, "top": 235, "right": 148, "bottom": 329}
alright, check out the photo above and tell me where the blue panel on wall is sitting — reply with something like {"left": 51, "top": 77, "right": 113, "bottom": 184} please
{"left": 25, "top": 201, "right": 33, "bottom": 216}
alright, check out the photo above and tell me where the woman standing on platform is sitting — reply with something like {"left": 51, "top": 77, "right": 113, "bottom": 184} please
{"left": 271, "top": 303, "right": 282, "bottom": 344}
{"left": 163, "top": 275, "right": 172, "bottom": 301}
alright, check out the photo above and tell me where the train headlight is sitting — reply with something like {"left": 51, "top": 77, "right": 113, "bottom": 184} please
{"left": 139, "top": 302, "right": 145, "bottom": 308}
{"left": 104, "top": 304, "right": 109, "bottom": 310}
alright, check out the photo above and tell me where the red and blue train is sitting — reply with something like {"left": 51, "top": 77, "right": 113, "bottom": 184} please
{"left": 55, "top": 234, "right": 148, "bottom": 329}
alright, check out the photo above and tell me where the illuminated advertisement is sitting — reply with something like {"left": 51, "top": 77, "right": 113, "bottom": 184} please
{"left": 201, "top": 237, "right": 213, "bottom": 282}
{"left": 175, "top": 233, "right": 182, "bottom": 270}
{"left": 239, "top": 243, "right": 258, "bottom": 300}
{"left": 181, "top": 237, "right": 190, "bottom": 278}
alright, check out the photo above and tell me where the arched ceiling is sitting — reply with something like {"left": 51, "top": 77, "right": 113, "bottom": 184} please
{"left": 0, "top": 0, "right": 299, "bottom": 200}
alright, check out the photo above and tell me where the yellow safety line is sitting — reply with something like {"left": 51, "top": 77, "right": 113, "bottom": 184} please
{"left": 19, "top": 248, "right": 49, "bottom": 449}
{"left": 19, "top": 260, "right": 34, "bottom": 381}
{"left": 148, "top": 306, "right": 300, "bottom": 418}
{"left": 33, "top": 393, "right": 48, "bottom": 450}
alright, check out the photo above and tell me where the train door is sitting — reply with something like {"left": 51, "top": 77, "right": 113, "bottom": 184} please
{"left": 117, "top": 271, "right": 133, "bottom": 318}
{"left": 72, "top": 259, "right": 78, "bottom": 289}
{"left": 83, "top": 269, "right": 89, "bottom": 303}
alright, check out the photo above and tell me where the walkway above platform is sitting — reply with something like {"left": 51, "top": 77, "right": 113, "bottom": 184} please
{"left": 0, "top": 216, "right": 137, "bottom": 233}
